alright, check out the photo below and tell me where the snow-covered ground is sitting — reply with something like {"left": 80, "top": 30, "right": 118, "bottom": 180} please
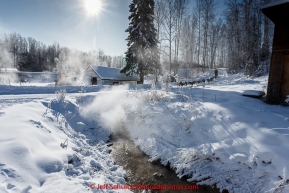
{"left": 0, "top": 71, "right": 289, "bottom": 193}
{"left": 0, "top": 95, "right": 130, "bottom": 193}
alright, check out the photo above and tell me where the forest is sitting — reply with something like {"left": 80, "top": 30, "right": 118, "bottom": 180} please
{"left": 0, "top": 0, "right": 274, "bottom": 78}
{"left": 0, "top": 33, "right": 125, "bottom": 76}
{"left": 154, "top": 0, "right": 274, "bottom": 77}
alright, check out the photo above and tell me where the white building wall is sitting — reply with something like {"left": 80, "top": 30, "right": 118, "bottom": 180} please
{"left": 82, "top": 68, "right": 102, "bottom": 85}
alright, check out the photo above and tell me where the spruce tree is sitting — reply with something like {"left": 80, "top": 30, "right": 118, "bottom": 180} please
{"left": 121, "top": 0, "right": 161, "bottom": 84}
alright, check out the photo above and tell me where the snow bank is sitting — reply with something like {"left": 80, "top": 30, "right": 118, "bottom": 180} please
{"left": 1, "top": 72, "right": 289, "bottom": 193}
{"left": 80, "top": 73, "right": 289, "bottom": 193}
{"left": 242, "top": 90, "right": 265, "bottom": 97}
{"left": 0, "top": 97, "right": 130, "bottom": 192}
{"left": 124, "top": 86, "right": 289, "bottom": 192}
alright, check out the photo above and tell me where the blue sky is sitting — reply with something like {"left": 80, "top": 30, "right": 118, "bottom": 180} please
{"left": 0, "top": 0, "right": 131, "bottom": 56}
{"left": 0, "top": 0, "right": 224, "bottom": 56}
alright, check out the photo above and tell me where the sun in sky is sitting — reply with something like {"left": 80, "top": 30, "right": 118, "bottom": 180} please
{"left": 84, "top": 0, "right": 103, "bottom": 16}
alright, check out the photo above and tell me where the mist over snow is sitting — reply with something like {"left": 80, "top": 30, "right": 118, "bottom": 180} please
{"left": 0, "top": 71, "right": 289, "bottom": 193}
{"left": 55, "top": 49, "right": 94, "bottom": 77}
{"left": 81, "top": 85, "right": 134, "bottom": 131}
{"left": 0, "top": 45, "right": 13, "bottom": 69}
{"left": 0, "top": 45, "right": 18, "bottom": 84}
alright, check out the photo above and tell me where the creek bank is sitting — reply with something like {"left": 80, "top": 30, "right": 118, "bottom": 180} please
{"left": 109, "top": 130, "right": 225, "bottom": 193}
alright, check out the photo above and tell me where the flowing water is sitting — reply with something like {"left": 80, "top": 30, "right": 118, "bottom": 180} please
{"left": 109, "top": 129, "right": 224, "bottom": 193}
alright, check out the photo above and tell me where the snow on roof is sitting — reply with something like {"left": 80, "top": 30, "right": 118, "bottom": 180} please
{"left": 261, "top": 0, "right": 289, "bottom": 9}
{"left": 0, "top": 68, "right": 18, "bottom": 73}
{"left": 89, "top": 65, "right": 140, "bottom": 81}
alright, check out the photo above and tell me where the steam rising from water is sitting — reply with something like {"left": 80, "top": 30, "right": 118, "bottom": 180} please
{"left": 55, "top": 48, "right": 97, "bottom": 85}
{"left": 0, "top": 46, "right": 13, "bottom": 69}
{"left": 0, "top": 46, "right": 18, "bottom": 84}
{"left": 81, "top": 85, "right": 139, "bottom": 131}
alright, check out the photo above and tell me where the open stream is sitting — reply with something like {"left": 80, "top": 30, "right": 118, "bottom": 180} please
{"left": 109, "top": 129, "right": 223, "bottom": 193}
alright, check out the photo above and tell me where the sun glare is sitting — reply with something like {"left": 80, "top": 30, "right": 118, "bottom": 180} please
{"left": 84, "top": 0, "right": 103, "bottom": 16}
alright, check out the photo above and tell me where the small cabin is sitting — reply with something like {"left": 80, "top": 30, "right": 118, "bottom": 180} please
{"left": 81, "top": 65, "right": 139, "bottom": 85}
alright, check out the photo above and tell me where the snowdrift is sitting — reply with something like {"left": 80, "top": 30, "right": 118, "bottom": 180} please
{"left": 0, "top": 97, "right": 129, "bottom": 193}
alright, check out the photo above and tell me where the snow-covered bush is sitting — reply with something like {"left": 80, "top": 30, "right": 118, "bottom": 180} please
{"left": 137, "top": 85, "right": 168, "bottom": 103}
{"left": 78, "top": 84, "right": 86, "bottom": 103}
{"left": 0, "top": 75, "right": 16, "bottom": 85}
{"left": 159, "top": 73, "right": 171, "bottom": 93}
{"left": 255, "top": 62, "right": 269, "bottom": 77}
{"left": 177, "top": 112, "right": 193, "bottom": 133}
{"left": 55, "top": 89, "right": 66, "bottom": 101}
{"left": 77, "top": 84, "right": 87, "bottom": 114}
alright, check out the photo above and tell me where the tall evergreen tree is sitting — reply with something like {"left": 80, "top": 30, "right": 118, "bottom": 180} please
{"left": 121, "top": 0, "right": 161, "bottom": 84}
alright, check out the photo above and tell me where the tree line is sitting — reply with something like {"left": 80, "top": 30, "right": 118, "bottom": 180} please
{"left": 154, "top": 0, "right": 274, "bottom": 77}
{"left": 0, "top": 33, "right": 126, "bottom": 75}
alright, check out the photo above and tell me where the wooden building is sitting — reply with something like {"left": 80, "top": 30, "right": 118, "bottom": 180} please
{"left": 261, "top": 0, "right": 289, "bottom": 104}
{"left": 81, "top": 65, "right": 139, "bottom": 85}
